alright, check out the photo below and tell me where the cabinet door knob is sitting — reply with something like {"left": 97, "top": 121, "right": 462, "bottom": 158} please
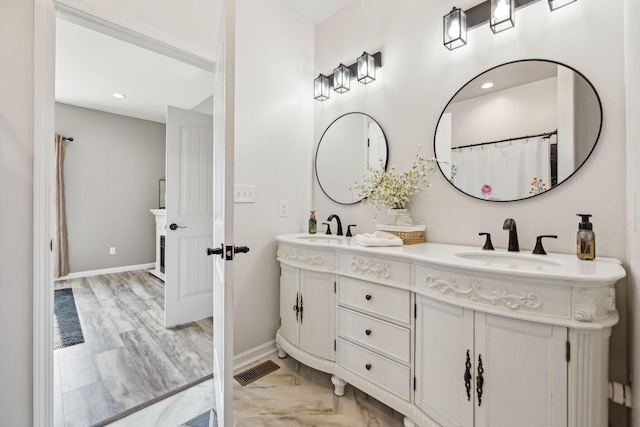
{"left": 365, "top": 294, "right": 372, "bottom": 301}
{"left": 365, "top": 363, "right": 372, "bottom": 371}
{"left": 365, "top": 329, "right": 372, "bottom": 336}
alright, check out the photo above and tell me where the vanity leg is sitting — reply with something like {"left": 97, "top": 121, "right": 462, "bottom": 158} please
{"left": 276, "top": 343, "right": 287, "bottom": 359}
{"left": 403, "top": 417, "right": 418, "bottom": 427}
{"left": 331, "top": 375, "right": 347, "bottom": 396}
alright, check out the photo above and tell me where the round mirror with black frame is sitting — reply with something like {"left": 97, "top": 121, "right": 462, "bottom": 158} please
{"left": 434, "top": 59, "right": 602, "bottom": 202}
{"left": 315, "top": 112, "right": 389, "bottom": 205}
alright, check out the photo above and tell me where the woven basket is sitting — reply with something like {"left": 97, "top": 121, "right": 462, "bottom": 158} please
{"left": 383, "top": 229, "right": 426, "bottom": 245}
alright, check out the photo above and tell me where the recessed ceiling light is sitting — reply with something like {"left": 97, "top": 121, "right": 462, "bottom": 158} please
{"left": 112, "top": 92, "right": 126, "bottom": 99}
{"left": 481, "top": 82, "right": 494, "bottom": 89}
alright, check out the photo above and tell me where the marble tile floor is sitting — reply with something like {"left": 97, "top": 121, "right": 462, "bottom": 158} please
{"left": 54, "top": 270, "right": 214, "bottom": 427}
{"left": 105, "top": 352, "right": 406, "bottom": 427}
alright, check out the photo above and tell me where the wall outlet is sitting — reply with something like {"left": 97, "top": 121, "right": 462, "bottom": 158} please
{"left": 109, "top": 247, "right": 116, "bottom": 255}
{"left": 279, "top": 199, "right": 289, "bottom": 217}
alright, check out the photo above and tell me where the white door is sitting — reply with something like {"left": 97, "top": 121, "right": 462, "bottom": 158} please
{"left": 165, "top": 106, "right": 214, "bottom": 327}
{"left": 212, "top": 1, "right": 236, "bottom": 424}
{"left": 279, "top": 264, "right": 300, "bottom": 347}
{"left": 299, "top": 270, "right": 336, "bottom": 361}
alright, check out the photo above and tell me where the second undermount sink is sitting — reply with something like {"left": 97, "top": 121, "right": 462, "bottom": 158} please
{"left": 296, "top": 235, "right": 345, "bottom": 245}
{"left": 455, "top": 251, "right": 565, "bottom": 268}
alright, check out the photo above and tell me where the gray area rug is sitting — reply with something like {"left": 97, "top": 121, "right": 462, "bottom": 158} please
{"left": 53, "top": 288, "right": 85, "bottom": 350}
{"left": 178, "top": 409, "right": 217, "bottom": 427}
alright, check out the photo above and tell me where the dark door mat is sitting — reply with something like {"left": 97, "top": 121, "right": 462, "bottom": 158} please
{"left": 233, "top": 360, "right": 280, "bottom": 386}
{"left": 54, "top": 288, "right": 85, "bottom": 350}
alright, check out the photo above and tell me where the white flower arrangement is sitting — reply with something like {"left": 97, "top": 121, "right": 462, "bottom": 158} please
{"left": 351, "top": 147, "right": 438, "bottom": 214}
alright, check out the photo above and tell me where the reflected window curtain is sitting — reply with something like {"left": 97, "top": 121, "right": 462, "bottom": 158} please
{"left": 54, "top": 134, "right": 69, "bottom": 278}
{"left": 451, "top": 138, "right": 550, "bottom": 200}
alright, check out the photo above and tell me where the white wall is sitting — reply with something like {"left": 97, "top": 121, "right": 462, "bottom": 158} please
{"left": 314, "top": 1, "right": 628, "bottom": 424}
{"left": 624, "top": 0, "right": 640, "bottom": 422}
{"left": 0, "top": 1, "right": 34, "bottom": 424}
{"left": 233, "top": 0, "right": 314, "bottom": 355}
{"left": 55, "top": 103, "right": 165, "bottom": 273}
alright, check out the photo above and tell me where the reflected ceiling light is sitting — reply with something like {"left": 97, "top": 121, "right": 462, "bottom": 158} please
{"left": 314, "top": 74, "right": 331, "bottom": 101}
{"left": 333, "top": 63, "right": 350, "bottom": 93}
{"left": 491, "top": 0, "right": 515, "bottom": 33}
{"left": 357, "top": 52, "right": 376, "bottom": 84}
{"left": 481, "top": 82, "right": 494, "bottom": 89}
{"left": 548, "top": 0, "right": 577, "bottom": 10}
{"left": 112, "top": 92, "right": 126, "bottom": 99}
{"left": 314, "top": 52, "right": 382, "bottom": 101}
{"left": 443, "top": 7, "right": 467, "bottom": 50}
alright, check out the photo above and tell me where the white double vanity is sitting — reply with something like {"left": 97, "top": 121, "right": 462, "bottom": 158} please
{"left": 275, "top": 233, "right": 625, "bottom": 427}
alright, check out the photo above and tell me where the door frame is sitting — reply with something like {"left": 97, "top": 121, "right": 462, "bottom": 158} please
{"left": 33, "top": 1, "right": 218, "bottom": 424}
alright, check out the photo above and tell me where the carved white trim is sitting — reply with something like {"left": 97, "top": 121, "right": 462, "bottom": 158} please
{"left": 607, "top": 288, "right": 616, "bottom": 312}
{"left": 351, "top": 256, "right": 391, "bottom": 279}
{"left": 574, "top": 290, "right": 597, "bottom": 322}
{"left": 425, "top": 276, "right": 542, "bottom": 310}
{"left": 278, "top": 247, "right": 324, "bottom": 266}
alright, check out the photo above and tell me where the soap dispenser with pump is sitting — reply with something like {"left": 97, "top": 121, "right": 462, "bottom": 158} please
{"left": 576, "top": 214, "right": 595, "bottom": 260}
{"left": 309, "top": 211, "right": 317, "bottom": 234}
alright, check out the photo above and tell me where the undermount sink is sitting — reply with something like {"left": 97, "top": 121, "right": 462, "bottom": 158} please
{"left": 296, "top": 235, "right": 345, "bottom": 244}
{"left": 455, "top": 251, "right": 565, "bottom": 268}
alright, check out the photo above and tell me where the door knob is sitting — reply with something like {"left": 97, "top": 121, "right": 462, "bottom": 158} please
{"left": 234, "top": 246, "right": 250, "bottom": 255}
{"left": 206, "top": 244, "right": 224, "bottom": 258}
{"left": 169, "top": 223, "right": 187, "bottom": 230}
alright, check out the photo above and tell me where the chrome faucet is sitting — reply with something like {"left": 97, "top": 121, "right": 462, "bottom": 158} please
{"left": 327, "top": 214, "right": 343, "bottom": 236}
{"left": 502, "top": 218, "right": 519, "bottom": 252}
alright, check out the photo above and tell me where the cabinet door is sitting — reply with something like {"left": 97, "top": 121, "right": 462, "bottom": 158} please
{"left": 299, "top": 270, "right": 336, "bottom": 361}
{"left": 415, "top": 296, "right": 474, "bottom": 427}
{"left": 474, "top": 312, "right": 567, "bottom": 427}
{"left": 279, "top": 263, "right": 299, "bottom": 347}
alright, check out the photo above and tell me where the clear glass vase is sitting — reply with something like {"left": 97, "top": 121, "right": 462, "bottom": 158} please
{"left": 390, "top": 209, "right": 413, "bottom": 226}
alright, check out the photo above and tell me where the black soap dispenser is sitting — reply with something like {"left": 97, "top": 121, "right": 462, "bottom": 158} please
{"left": 576, "top": 214, "right": 595, "bottom": 260}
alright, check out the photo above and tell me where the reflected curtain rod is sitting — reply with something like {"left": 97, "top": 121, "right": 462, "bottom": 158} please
{"left": 453, "top": 130, "right": 557, "bottom": 150}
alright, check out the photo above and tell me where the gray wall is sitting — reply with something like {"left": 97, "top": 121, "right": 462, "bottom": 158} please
{"left": 56, "top": 103, "right": 165, "bottom": 273}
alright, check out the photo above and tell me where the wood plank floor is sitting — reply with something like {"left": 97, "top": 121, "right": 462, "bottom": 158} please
{"left": 54, "top": 270, "right": 213, "bottom": 427}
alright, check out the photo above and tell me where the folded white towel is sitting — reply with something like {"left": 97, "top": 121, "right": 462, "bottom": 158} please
{"left": 354, "top": 231, "right": 403, "bottom": 247}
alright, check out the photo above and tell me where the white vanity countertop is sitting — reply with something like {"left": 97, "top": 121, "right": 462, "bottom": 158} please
{"left": 276, "top": 233, "right": 626, "bottom": 285}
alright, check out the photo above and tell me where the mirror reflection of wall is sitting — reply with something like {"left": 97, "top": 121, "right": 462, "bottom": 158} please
{"left": 315, "top": 112, "right": 388, "bottom": 204}
{"left": 435, "top": 60, "right": 601, "bottom": 202}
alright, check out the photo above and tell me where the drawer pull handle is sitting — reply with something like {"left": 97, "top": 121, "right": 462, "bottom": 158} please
{"left": 365, "top": 363, "right": 372, "bottom": 371}
{"left": 365, "top": 329, "right": 372, "bottom": 336}
{"left": 365, "top": 294, "right": 372, "bottom": 301}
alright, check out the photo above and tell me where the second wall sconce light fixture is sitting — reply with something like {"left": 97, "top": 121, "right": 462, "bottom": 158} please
{"left": 444, "top": 0, "right": 577, "bottom": 50}
{"left": 314, "top": 51, "right": 382, "bottom": 101}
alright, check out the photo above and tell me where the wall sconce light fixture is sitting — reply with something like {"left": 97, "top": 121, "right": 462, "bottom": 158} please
{"left": 444, "top": 0, "right": 577, "bottom": 50}
{"left": 490, "top": 0, "right": 515, "bottom": 33}
{"left": 548, "top": 0, "right": 577, "bottom": 11}
{"left": 314, "top": 74, "right": 331, "bottom": 101}
{"left": 314, "top": 52, "right": 382, "bottom": 101}
{"left": 333, "top": 63, "right": 350, "bottom": 93}
{"left": 444, "top": 7, "right": 468, "bottom": 50}
{"left": 357, "top": 52, "right": 376, "bottom": 84}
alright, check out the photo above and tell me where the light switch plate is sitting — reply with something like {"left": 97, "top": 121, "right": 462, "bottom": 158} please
{"left": 234, "top": 185, "right": 256, "bottom": 203}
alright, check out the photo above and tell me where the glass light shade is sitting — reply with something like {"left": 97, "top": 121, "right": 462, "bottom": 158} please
{"left": 548, "top": 0, "right": 577, "bottom": 10}
{"left": 314, "top": 74, "right": 330, "bottom": 101}
{"left": 333, "top": 63, "right": 350, "bottom": 93}
{"left": 443, "top": 7, "right": 467, "bottom": 50}
{"left": 490, "top": 0, "right": 515, "bottom": 33}
{"left": 357, "top": 52, "right": 376, "bottom": 84}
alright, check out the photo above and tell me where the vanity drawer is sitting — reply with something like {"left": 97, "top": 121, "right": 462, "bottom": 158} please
{"left": 277, "top": 244, "right": 336, "bottom": 270}
{"left": 338, "top": 252, "right": 410, "bottom": 286}
{"left": 338, "top": 338, "right": 411, "bottom": 401}
{"left": 338, "top": 277, "right": 411, "bottom": 325}
{"left": 338, "top": 308, "right": 410, "bottom": 364}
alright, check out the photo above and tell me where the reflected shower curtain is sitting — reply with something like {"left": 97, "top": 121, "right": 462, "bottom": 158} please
{"left": 54, "top": 134, "right": 69, "bottom": 278}
{"left": 451, "top": 137, "right": 550, "bottom": 201}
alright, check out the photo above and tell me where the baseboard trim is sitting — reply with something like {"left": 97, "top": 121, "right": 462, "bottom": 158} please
{"left": 233, "top": 340, "right": 277, "bottom": 370}
{"left": 55, "top": 263, "right": 155, "bottom": 281}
